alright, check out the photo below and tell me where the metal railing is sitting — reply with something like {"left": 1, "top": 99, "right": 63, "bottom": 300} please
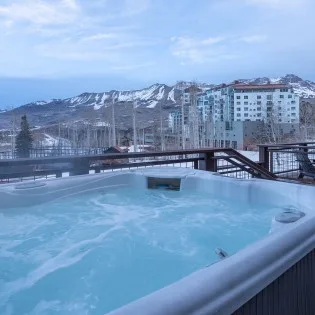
{"left": 0, "top": 148, "right": 276, "bottom": 182}
{"left": 258, "top": 141, "right": 315, "bottom": 179}
{"left": 0, "top": 146, "right": 109, "bottom": 159}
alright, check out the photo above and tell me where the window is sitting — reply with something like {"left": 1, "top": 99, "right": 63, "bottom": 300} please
{"left": 278, "top": 101, "right": 282, "bottom": 104}
{"left": 278, "top": 106, "right": 282, "bottom": 110}
{"left": 257, "top": 113, "right": 261, "bottom": 117}
{"left": 237, "top": 113, "right": 241, "bottom": 117}
{"left": 267, "top": 95, "right": 272, "bottom": 100}
{"left": 291, "top": 107, "right": 296, "bottom": 110}
{"left": 291, "top": 101, "right": 296, "bottom": 104}
{"left": 267, "top": 101, "right": 272, "bottom": 105}
{"left": 236, "top": 96, "right": 240, "bottom": 99}
{"left": 244, "top": 96, "right": 248, "bottom": 99}
{"left": 244, "top": 113, "right": 248, "bottom": 117}
{"left": 288, "top": 94, "right": 292, "bottom": 99}
{"left": 280, "top": 88, "right": 288, "bottom": 92}
{"left": 237, "top": 108, "right": 241, "bottom": 111}
{"left": 257, "top": 101, "right": 261, "bottom": 105}
{"left": 237, "top": 102, "right": 241, "bottom": 105}
{"left": 257, "top": 95, "right": 261, "bottom": 99}
{"left": 236, "top": 119, "right": 241, "bottom": 121}
{"left": 257, "top": 107, "right": 261, "bottom": 111}
{"left": 291, "top": 113, "right": 296, "bottom": 116}
{"left": 280, "top": 95, "right": 284, "bottom": 99}
{"left": 244, "top": 107, "right": 248, "bottom": 111}
{"left": 244, "top": 102, "right": 248, "bottom": 105}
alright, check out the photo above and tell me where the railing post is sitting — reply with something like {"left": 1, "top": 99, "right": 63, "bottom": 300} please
{"left": 199, "top": 152, "right": 217, "bottom": 172}
{"left": 299, "top": 142, "right": 308, "bottom": 153}
{"left": 270, "top": 151, "right": 274, "bottom": 173}
{"left": 193, "top": 160, "right": 199, "bottom": 169}
{"left": 259, "top": 145, "right": 270, "bottom": 171}
{"left": 69, "top": 159, "right": 90, "bottom": 176}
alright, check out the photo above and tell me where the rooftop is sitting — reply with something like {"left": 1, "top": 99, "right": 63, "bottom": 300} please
{"left": 233, "top": 84, "right": 290, "bottom": 90}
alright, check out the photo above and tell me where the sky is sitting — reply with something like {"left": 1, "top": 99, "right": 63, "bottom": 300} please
{"left": 0, "top": 0, "right": 315, "bottom": 107}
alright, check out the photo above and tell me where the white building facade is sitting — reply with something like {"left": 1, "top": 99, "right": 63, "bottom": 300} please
{"left": 168, "top": 83, "right": 300, "bottom": 149}
{"left": 233, "top": 84, "right": 299, "bottom": 123}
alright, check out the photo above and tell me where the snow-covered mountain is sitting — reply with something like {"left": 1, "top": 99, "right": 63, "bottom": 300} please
{"left": 30, "top": 84, "right": 179, "bottom": 111}
{"left": 240, "top": 74, "right": 315, "bottom": 98}
{"left": 1, "top": 74, "right": 315, "bottom": 129}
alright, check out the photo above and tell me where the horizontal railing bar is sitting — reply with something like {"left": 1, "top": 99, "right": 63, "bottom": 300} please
{"left": 218, "top": 170, "right": 249, "bottom": 175}
{"left": 257, "top": 141, "right": 315, "bottom": 147}
{"left": 267, "top": 150, "right": 315, "bottom": 155}
{"left": 273, "top": 168, "right": 300, "bottom": 175}
{"left": 93, "top": 158, "right": 203, "bottom": 171}
{"left": 0, "top": 148, "right": 232, "bottom": 167}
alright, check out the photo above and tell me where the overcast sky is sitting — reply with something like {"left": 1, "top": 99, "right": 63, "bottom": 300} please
{"left": 0, "top": 0, "right": 315, "bottom": 107}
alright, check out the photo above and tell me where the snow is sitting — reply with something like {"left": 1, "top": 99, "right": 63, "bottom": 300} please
{"left": 94, "top": 103, "right": 104, "bottom": 111}
{"left": 70, "top": 97, "right": 79, "bottom": 104}
{"left": 34, "top": 101, "right": 48, "bottom": 105}
{"left": 237, "top": 150, "right": 259, "bottom": 162}
{"left": 100, "top": 93, "right": 109, "bottom": 103}
{"left": 40, "top": 134, "right": 71, "bottom": 146}
{"left": 291, "top": 84, "right": 315, "bottom": 98}
{"left": 147, "top": 101, "right": 158, "bottom": 108}
{"left": 112, "top": 84, "right": 161, "bottom": 102}
{"left": 94, "top": 121, "right": 110, "bottom": 127}
{"left": 156, "top": 86, "right": 165, "bottom": 100}
{"left": 167, "top": 88, "right": 176, "bottom": 103}
{"left": 128, "top": 145, "right": 152, "bottom": 152}
{"left": 270, "top": 77, "right": 281, "bottom": 83}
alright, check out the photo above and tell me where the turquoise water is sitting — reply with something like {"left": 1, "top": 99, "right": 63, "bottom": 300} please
{"left": 0, "top": 187, "right": 279, "bottom": 315}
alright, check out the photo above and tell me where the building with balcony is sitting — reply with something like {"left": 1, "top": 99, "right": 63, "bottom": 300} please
{"left": 168, "top": 83, "right": 300, "bottom": 149}
{"left": 233, "top": 84, "right": 299, "bottom": 123}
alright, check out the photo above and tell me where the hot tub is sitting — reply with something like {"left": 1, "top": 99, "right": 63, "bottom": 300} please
{"left": 0, "top": 168, "right": 314, "bottom": 315}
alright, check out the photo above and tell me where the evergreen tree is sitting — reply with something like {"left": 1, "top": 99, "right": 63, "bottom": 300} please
{"left": 15, "top": 115, "right": 33, "bottom": 158}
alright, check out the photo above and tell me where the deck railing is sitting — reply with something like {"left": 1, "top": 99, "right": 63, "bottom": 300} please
{"left": 0, "top": 146, "right": 109, "bottom": 159}
{"left": 0, "top": 148, "right": 276, "bottom": 182}
{"left": 258, "top": 141, "right": 315, "bottom": 179}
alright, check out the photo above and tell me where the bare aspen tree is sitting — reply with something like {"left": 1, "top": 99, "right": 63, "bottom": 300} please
{"left": 132, "top": 99, "right": 138, "bottom": 152}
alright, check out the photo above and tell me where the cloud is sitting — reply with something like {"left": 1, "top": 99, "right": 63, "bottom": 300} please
{"left": 123, "top": 0, "right": 150, "bottom": 16}
{"left": 245, "top": 0, "right": 308, "bottom": 9}
{"left": 240, "top": 35, "right": 268, "bottom": 43}
{"left": 0, "top": 0, "right": 79, "bottom": 26}
{"left": 81, "top": 33, "right": 119, "bottom": 42}
{"left": 111, "top": 62, "right": 155, "bottom": 71}
{"left": 36, "top": 36, "right": 156, "bottom": 63}
{"left": 170, "top": 36, "right": 231, "bottom": 64}
{"left": 36, "top": 45, "right": 115, "bottom": 61}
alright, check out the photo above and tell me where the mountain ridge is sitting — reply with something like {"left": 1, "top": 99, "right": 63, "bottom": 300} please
{"left": 0, "top": 74, "right": 314, "bottom": 129}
